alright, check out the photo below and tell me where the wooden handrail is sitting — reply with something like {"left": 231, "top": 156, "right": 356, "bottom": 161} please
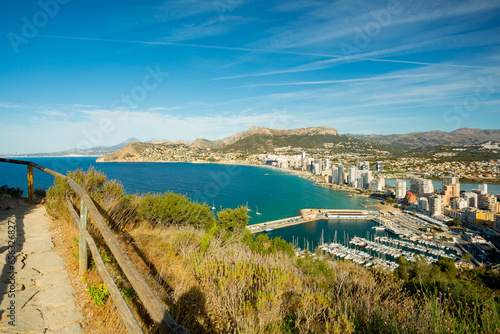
{"left": 66, "top": 199, "right": 142, "bottom": 334}
{"left": 0, "top": 158, "right": 188, "bottom": 334}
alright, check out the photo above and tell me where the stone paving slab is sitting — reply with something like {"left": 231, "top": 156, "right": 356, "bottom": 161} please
{"left": 46, "top": 303, "right": 82, "bottom": 330}
{"left": 0, "top": 308, "right": 45, "bottom": 333}
{"left": 22, "top": 236, "right": 54, "bottom": 254}
{"left": 0, "top": 198, "right": 84, "bottom": 333}
{"left": 51, "top": 321, "right": 84, "bottom": 334}
{"left": 36, "top": 270, "right": 68, "bottom": 287}
{"left": 36, "top": 280, "right": 76, "bottom": 309}
{"left": 0, "top": 287, "right": 37, "bottom": 311}
{"left": 17, "top": 266, "right": 42, "bottom": 281}
{"left": 24, "top": 251, "right": 66, "bottom": 274}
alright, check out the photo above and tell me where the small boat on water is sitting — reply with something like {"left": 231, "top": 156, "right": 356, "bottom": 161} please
{"left": 211, "top": 201, "right": 216, "bottom": 210}
{"left": 264, "top": 228, "right": 274, "bottom": 232}
{"left": 256, "top": 206, "right": 262, "bottom": 215}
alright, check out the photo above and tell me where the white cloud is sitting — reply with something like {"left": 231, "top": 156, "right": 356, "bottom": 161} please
{"left": 148, "top": 106, "right": 181, "bottom": 111}
{"left": 72, "top": 104, "right": 101, "bottom": 108}
{"left": 252, "top": 0, "right": 500, "bottom": 51}
{"left": 0, "top": 102, "right": 24, "bottom": 109}
{"left": 65, "top": 108, "right": 301, "bottom": 144}
{"left": 232, "top": 73, "right": 439, "bottom": 88}
{"left": 35, "top": 109, "right": 69, "bottom": 117}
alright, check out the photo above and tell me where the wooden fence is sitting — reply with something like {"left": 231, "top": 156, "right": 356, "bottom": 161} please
{"left": 0, "top": 158, "right": 189, "bottom": 334}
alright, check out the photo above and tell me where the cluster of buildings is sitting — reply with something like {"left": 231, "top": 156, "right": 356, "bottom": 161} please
{"left": 266, "top": 152, "right": 499, "bottom": 233}
{"left": 389, "top": 156, "right": 499, "bottom": 182}
{"left": 395, "top": 177, "right": 500, "bottom": 231}
{"left": 263, "top": 153, "right": 387, "bottom": 191}
{"left": 313, "top": 157, "right": 385, "bottom": 191}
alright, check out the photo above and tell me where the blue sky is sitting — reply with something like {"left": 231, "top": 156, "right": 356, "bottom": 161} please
{"left": 1, "top": 0, "right": 499, "bottom": 154}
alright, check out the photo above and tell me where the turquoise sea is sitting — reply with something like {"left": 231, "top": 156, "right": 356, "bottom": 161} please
{"left": 0, "top": 157, "right": 498, "bottom": 250}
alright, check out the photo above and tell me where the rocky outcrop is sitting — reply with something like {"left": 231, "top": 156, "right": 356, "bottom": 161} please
{"left": 96, "top": 142, "right": 153, "bottom": 162}
{"left": 190, "top": 126, "right": 339, "bottom": 149}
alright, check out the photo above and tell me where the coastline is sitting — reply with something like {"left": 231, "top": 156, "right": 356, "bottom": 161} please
{"left": 94, "top": 158, "right": 500, "bottom": 191}
{"left": 7, "top": 155, "right": 497, "bottom": 185}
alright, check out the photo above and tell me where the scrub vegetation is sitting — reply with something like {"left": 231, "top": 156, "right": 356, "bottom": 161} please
{"left": 45, "top": 168, "right": 500, "bottom": 333}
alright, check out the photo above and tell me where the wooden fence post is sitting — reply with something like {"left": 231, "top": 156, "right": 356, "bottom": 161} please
{"left": 27, "top": 165, "right": 34, "bottom": 201}
{"left": 79, "top": 198, "right": 88, "bottom": 275}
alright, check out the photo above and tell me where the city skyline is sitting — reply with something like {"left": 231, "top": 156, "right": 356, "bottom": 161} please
{"left": 1, "top": 0, "right": 500, "bottom": 154}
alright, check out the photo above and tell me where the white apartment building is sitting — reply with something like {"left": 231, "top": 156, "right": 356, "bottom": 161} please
{"left": 395, "top": 179, "right": 406, "bottom": 199}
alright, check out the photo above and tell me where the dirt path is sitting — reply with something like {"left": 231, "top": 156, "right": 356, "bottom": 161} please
{"left": 0, "top": 197, "right": 84, "bottom": 333}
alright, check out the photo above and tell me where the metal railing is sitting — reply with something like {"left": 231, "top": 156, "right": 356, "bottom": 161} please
{"left": 0, "top": 158, "right": 188, "bottom": 334}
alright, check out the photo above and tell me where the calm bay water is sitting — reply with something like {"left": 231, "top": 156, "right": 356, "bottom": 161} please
{"left": 0, "top": 157, "right": 497, "bottom": 250}
{"left": 0, "top": 157, "right": 378, "bottom": 221}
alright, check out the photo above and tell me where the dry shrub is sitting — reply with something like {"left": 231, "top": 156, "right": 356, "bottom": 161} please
{"left": 194, "top": 244, "right": 301, "bottom": 333}
{"left": 69, "top": 167, "right": 138, "bottom": 229}
{"left": 172, "top": 228, "right": 202, "bottom": 259}
{"left": 45, "top": 168, "right": 138, "bottom": 230}
{"left": 325, "top": 261, "right": 420, "bottom": 333}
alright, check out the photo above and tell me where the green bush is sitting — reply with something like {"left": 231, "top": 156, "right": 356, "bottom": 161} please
{"left": 247, "top": 234, "right": 295, "bottom": 258}
{"left": 0, "top": 185, "right": 23, "bottom": 198}
{"left": 87, "top": 283, "right": 109, "bottom": 308}
{"left": 119, "top": 285, "right": 137, "bottom": 302}
{"left": 45, "top": 176, "right": 71, "bottom": 220}
{"left": 34, "top": 187, "right": 46, "bottom": 199}
{"left": 139, "top": 192, "right": 216, "bottom": 230}
{"left": 216, "top": 206, "right": 249, "bottom": 233}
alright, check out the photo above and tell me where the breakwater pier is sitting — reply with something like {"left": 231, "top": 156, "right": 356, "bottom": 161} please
{"left": 247, "top": 209, "right": 376, "bottom": 233}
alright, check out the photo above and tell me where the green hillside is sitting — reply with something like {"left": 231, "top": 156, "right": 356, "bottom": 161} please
{"left": 220, "top": 133, "right": 405, "bottom": 154}
{"left": 221, "top": 133, "right": 333, "bottom": 152}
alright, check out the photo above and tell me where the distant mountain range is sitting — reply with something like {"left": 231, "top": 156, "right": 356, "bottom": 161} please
{"left": 349, "top": 128, "right": 500, "bottom": 148}
{"left": 192, "top": 125, "right": 340, "bottom": 150}
{"left": 2, "top": 137, "right": 140, "bottom": 157}
{"left": 5, "top": 127, "right": 499, "bottom": 158}
{"left": 189, "top": 126, "right": 500, "bottom": 151}
{"left": 96, "top": 126, "right": 342, "bottom": 161}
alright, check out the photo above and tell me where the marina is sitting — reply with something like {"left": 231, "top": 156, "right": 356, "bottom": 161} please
{"left": 295, "top": 232, "right": 460, "bottom": 273}
{"left": 350, "top": 236, "right": 458, "bottom": 262}
{"left": 316, "top": 242, "right": 399, "bottom": 272}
